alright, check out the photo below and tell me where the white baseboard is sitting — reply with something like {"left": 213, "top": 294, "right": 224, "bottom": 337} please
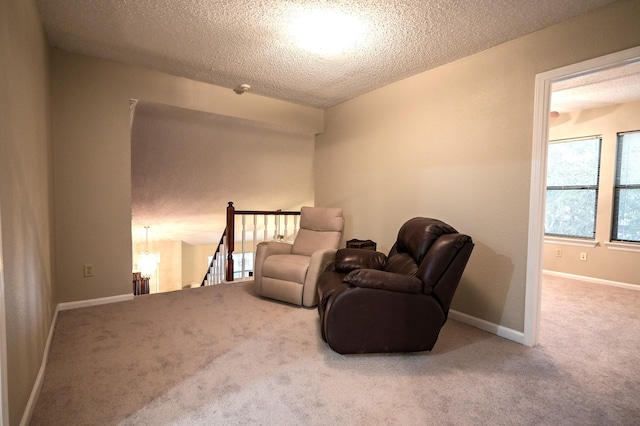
{"left": 449, "top": 310, "right": 525, "bottom": 345}
{"left": 542, "top": 270, "right": 640, "bottom": 291}
{"left": 20, "top": 293, "right": 133, "bottom": 425}
{"left": 19, "top": 305, "right": 58, "bottom": 426}
{"left": 448, "top": 272, "right": 639, "bottom": 350}
{"left": 58, "top": 293, "right": 133, "bottom": 311}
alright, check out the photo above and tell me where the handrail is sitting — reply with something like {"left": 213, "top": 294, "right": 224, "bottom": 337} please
{"left": 233, "top": 209, "right": 302, "bottom": 215}
{"left": 200, "top": 231, "right": 226, "bottom": 286}
{"left": 201, "top": 201, "right": 300, "bottom": 286}
{"left": 224, "top": 202, "right": 300, "bottom": 282}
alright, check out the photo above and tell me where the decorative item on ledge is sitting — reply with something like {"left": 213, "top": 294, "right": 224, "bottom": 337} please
{"left": 132, "top": 272, "right": 150, "bottom": 295}
{"left": 346, "top": 239, "right": 377, "bottom": 251}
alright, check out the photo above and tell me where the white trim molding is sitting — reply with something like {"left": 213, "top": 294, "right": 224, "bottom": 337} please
{"left": 544, "top": 237, "right": 598, "bottom": 248}
{"left": 543, "top": 270, "right": 640, "bottom": 291}
{"left": 58, "top": 294, "right": 133, "bottom": 311}
{"left": 0, "top": 204, "right": 8, "bottom": 426}
{"left": 449, "top": 310, "right": 525, "bottom": 345}
{"left": 19, "top": 307, "right": 59, "bottom": 426}
{"left": 604, "top": 241, "right": 640, "bottom": 253}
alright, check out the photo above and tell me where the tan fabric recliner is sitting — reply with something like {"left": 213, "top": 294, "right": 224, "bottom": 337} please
{"left": 254, "top": 206, "right": 344, "bottom": 307}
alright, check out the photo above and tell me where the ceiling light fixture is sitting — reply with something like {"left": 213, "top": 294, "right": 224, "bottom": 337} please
{"left": 138, "top": 225, "right": 160, "bottom": 282}
{"left": 289, "top": 9, "right": 367, "bottom": 55}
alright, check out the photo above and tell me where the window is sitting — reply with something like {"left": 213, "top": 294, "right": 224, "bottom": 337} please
{"left": 545, "top": 136, "right": 602, "bottom": 239}
{"left": 612, "top": 131, "right": 640, "bottom": 242}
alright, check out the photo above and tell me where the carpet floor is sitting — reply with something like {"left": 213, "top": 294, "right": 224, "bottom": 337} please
{"left": 29, "top": 275, "right": 640, "bottom": 425}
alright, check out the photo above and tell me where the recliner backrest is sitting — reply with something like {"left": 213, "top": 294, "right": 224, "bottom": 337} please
{"left": 384, "top": 218, "right": 456, "bottom": 275}
{"left": 396, "top": 218, "right": 458, "bottom": 263}
{"left": 291, "top": 206, "right": 344, "bottom": 256}
{"left": 418, "top": 232, "right": 473, "bottom": 311}
{"left": 383, "top": 246, "right": 418, "bottom": 275}
{"left": 384, "top": 218, "right": 473, "bottom": 310}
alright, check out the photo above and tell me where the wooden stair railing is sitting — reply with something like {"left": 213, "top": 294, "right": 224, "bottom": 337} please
{"left": 200, "top": 231, "right": 227, "bottom": 286}
{"left": 202, "top": 202, "right": 301, "bottom": 285}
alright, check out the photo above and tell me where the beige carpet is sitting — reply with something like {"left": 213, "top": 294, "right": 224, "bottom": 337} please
{"left": 30, "top": 275, "right": 640, "bottom": 425}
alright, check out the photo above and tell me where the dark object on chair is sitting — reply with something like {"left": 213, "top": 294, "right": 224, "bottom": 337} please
{"left": 317, "top": 217, "right": 474, "bottom": 354}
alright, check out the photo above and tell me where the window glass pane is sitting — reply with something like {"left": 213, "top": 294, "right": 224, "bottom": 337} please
{"left": 545, "top": 136, "right": 600, "bottom": 238}
{"left": 545, "top": 189, "right": 596, "bottom": 238}
{"left": 547, "top": 138, "right": 600, "bottom": 187}
{"left": 613, "top": 132, "right": 640, "bottom": 243}
{"left": 618, "top": 133, "right": 640, "bottom": 185}
{"left": 614, "top": 188, "right": 640, "bottom": 242}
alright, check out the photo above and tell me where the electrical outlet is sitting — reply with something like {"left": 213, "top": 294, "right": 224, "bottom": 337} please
{"left": 555, "top": 249, "right": 562, "bottom": 257}
{"left": 83, "top": 264, "right": 94, "bottom": 277}
{"left": 579, "top": 252, "right": 587, "bottom": 262}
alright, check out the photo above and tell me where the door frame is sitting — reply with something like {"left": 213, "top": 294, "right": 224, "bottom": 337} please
{"left": 0, "top": 200, "right": 8, "bottom": 425}
{"left": 524, "top": 45, "right": 640, "bottom": 347}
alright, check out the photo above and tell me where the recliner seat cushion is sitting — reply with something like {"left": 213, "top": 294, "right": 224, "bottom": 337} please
{"left": 262, "top": 254, "right": 311, "bottom": 284}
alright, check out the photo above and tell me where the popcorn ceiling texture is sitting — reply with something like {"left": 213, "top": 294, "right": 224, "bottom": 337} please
{"left": 38, "top": 0, "right": 633, "bottom": 248}
{"left": 552, "top": 61, "right": 640, "bottom": 112}
{"left": 37, "top": 0, "right": 617, "bottom": 109}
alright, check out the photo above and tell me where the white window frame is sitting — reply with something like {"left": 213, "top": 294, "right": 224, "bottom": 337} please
{"left": 610, "top": 131, "right": 640, "bottom": 244}
{"left": 544, "top": 136, "right": 602, "bottom": 240}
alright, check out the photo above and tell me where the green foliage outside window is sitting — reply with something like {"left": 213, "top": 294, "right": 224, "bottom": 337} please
{"left": 545, "top": 137, "right": 601, "bottom": 239}
{"left": 613, "top": 132, "right": 640, "bottom": 242}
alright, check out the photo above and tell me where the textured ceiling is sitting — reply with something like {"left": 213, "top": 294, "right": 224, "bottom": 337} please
{"left": 551, "top": 61, "right": 640, "bottom": 113}
{"left": 37, "top": 0, "right": 619, "bottom": 109}
{"left": 38, "top": 0, "right": 638, "bottom": 248}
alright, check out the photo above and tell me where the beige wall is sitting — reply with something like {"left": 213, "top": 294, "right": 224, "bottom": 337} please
{"left": 130, "top": 102, "right": 315, "bottom": 242}
{"left": 182, "top": 243, "right": 218, "bottom": 288}
{"left": 50, "top": 48, "right": 323, "bottom": 303}
{"left": 543, "top": 100, "right": 640, "bottom": 284}
{"left": 2, "top": 1, "right": 639, "bottom": 421}
{"left": 130, "top": 101, "right": 315, "bottom": 291}
{"left": 0, "top": 0, "right": 55, "bottom": 423}
{"left": 155, "top": 240, "right": 182, "bottom": 293}
{"left": 315, "top": 0, "right": 640, "bottom": 332}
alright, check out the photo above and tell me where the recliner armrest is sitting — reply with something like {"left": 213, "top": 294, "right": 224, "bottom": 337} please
{"left": 302, "top": 248, "right": 339, "bottom": 307}
{"left": 344, "top": 269, "right": 423, "bottom": 294}
{"left": 253, "top": 241, "right": 294, "bottom": 297}
{"left": 256, "top": 240, "right": 294, "bottom": 257}
{"left": 333, "top": 249, "right": 386, "bottom": 273}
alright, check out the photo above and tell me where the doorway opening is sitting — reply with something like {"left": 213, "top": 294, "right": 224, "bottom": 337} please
{"left": 525, "top": 46, "right": 640, "bottom": 347}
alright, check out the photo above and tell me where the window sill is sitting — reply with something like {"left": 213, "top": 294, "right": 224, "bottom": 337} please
{"left": 544, "top": 236, "right": 598, "bottom": 248}
{"left": 604, "top": 241, "right": 640, "bottom": 253}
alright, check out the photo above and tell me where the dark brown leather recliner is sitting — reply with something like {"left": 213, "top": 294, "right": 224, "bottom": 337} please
{"left": 316, "top": 217, "right": 474, "bottom": 354}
